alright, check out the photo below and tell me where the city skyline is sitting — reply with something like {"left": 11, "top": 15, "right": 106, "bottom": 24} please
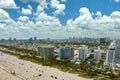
{"left": 0, "top": 0, "right": 120, "bottom": 39}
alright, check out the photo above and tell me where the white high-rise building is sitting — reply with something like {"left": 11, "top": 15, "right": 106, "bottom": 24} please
{"left": 94, "top": 48, "right": 101, "bottom": 61}
{"left": 104, "top": 49, "right": 115, "bottom": 68}
{"left": 104, "top": 41, "right": 116, "bottom": 68}
{"left": 79, "top": 46, "right": 89, "bottom": 61}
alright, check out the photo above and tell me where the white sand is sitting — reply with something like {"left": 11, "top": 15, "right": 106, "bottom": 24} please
{"left": 0, "top": 52, "right": 93, "bottom": 80}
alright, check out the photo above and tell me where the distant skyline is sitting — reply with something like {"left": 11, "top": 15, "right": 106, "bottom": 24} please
{"left": 0, "top": 0, "right": 120, "bottom": 39}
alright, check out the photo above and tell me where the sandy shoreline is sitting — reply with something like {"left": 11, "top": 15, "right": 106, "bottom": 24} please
{"left": 0, "top": 52, "right": 93, "bottom": 80}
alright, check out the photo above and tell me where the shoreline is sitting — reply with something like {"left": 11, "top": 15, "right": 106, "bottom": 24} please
{"left": 0, "top": 52, "right": 93, "bottom": 80}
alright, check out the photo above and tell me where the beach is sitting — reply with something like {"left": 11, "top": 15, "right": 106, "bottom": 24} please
{"left": 0, "top": 52, "right": 92, "bottom": 80}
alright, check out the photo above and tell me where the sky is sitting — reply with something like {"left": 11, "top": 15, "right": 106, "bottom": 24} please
{"left": 0, "top": 0, "right": 120, "bottom": 39}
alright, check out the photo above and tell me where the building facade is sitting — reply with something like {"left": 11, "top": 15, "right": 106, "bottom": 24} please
{"left": 94, "top": 49, "right": 101, "bottom": 62}
{"left": 104, "top": 41, "right": 120, "bottom": 68}
{"left": 37, "top": 47, "right": 40, "bottom": 56}
{"left": 104, "top": 41, "right": 116, "bottom": 68}
{"left": 104, "top": 49, "right": 115, "bottom": 68}
{"left": 59, "top": 47, "right": 74, "bottom": 60}
{"left": 79, "top": 46, "right": 88, "bottom": 61}
{"left": 37, "top": 46, "right": 54, "bottom": 58}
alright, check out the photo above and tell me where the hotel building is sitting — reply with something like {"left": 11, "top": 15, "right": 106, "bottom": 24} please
{"left": 59, "top": 47, "right": 74, "bottom": 60}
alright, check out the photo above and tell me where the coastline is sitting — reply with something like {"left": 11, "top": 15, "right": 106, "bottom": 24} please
{"left": 0, "top": 52, "right": 93, "bottom": 80}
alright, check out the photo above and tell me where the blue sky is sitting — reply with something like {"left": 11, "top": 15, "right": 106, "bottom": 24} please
{"left": 0, "top": 0, "right": 120, "bottom": 39}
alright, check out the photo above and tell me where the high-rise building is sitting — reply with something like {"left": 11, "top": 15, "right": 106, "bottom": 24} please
{"left": 79, "top": 46, "right": 88, "bottom": 61}
{"left": 104, "top": 41, "right": 120, "bottom": 68}
{"left": 100, "top": 37, "right": 110, "bottom": 44}
{"left": 34, "top": 37, "right": 37, "bottom": 41}
{"left": 100, "top": 38, "right": 106, "bottom": 44}
{"left": 71, "top": 48, "right": 74, "bottom": 57}
{"left": 113, "top": 42, "right": 120, "bottom": 68}
{"left": 59, "top": 47, "right": 74, "bottom": 60}
{"left": 94, "top": 48, "right": 101, "bottom": 61}
{"left": 104, "top": 48, "right": 115, "bottom": 68}
{"left": 37, "top": 46, "right": 54, "bottom": 58}
{"left": 37, "top": 47, "right": 40, "bottom": 56}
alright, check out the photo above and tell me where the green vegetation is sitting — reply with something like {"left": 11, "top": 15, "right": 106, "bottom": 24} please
{"left": 0, "top": 44, "right": 119, "bottom": 80}
{"left": 97, "top": 60, "right": 104, "bottom": 68}
{"left": 0, "top": 47, "right": 98, "bottom": 79}
{"left": 0, "top": 44, "right": 36, "bottom": 56}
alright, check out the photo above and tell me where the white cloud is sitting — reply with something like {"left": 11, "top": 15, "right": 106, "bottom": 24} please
{"left": 21, "top": 8, "right": 32, "bottom": 15}
{"left": 115, "top": 0, "right": 120, "bottom": 2}
{"left": 111, "top": 11, "right": 120, "bottom": 18}
{"left": 65, "top": 7, "right": 120, "bottom": 38}
{"left": 79, "top": 7, "right": 92, "bottom": 20}
{"left": 53, "top": 4, "right": 65, "bottom": 16}
{"left": 61, "top": 0, "right": 66, "bottom": 2}
{"left": 17, "top": 16, "right": 29, "bottom": 22}
{"left": 0, "top": 9, "right": 11, "bottom": 23}
{"left": 95, "top": 11, "right": 102, "bottom": 18}
{"left": 0, "top": 0, "right": 17, "bottom": 9}
{"left": 20, "top": 0, "right": 48, "bottom": 8}
{"left": 35, "top": 5, "right": 62, "bottom": 27}
{"left": 20, "top": 0, "right": 66, "bottom": 16}
{"left": 1, "top": 6, "right": 120, "bottom": 39}
{"left": 50, "top": 0, "right": 66, "bottom": 16}
{"left": 27, "top": 4, "right": 32, "bottom": 11}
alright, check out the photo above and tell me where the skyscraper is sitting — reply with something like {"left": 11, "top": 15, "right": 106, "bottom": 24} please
{"left": 79, "top": 46, "right": 88, "bottom": 61}
{"left": 37, "top": 46, "right": 54, "bottom": 58}
{"left": 114, "top": 42, "right": 120, "bottom": 68}
{"left": 94, "top": 48, "right": 101, "bottom": 62}
{"left": 104, "top": 41, "right": 120, "bottom": 68}
{"left": 37, "top": 47, "right": 40, "bottom": 56}
{"left": 59, "top": 47, "right": 74, "bottom": 60}
{"left": 104, "top": 48, "right": 115, "bottom": 68}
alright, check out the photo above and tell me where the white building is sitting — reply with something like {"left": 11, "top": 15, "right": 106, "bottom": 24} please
{"left": 94, "top": 48, "right": 101, "bottom": 62}
{"left": 104, "top": 49, "right": 115, "bottom": 68}
{"left": 104, "top": 41, "right": 120, "bottom": 68}
{"left": 79, "top": 46, "right": 89, "bottom": 61}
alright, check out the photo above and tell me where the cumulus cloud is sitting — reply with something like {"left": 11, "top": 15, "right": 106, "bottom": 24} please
{"left": 21, "top": 8, "right": 32, "bottom": 15}
{"left": 27, "top": 5, "right": 32, "bottom": 11}
{"left": 1, "top": 5, "right": 120, "bottom": 39}
{"left": 115, "top": 0, "right": 120, "bottom": 3}
{"left": 95, "top": 11, "right": 102, "bottom": 18}
{"left": 61, "top": 0, "right": 66, "bottom": 2}
{"left": 50, "top": 0, "right": 65, "bottom": 16}
{"left": 53, "top": 4, "right": 65, "bottom": 16}
{"left": 65, "top": 7, "right": 120, "bottom": 38}
{"left": 20, "top": 0, "right": 66, "bottom": 16}
{"left": 35, "top": 5, "right": 62, "bottom": 27}
{"left": 17, "top": 16, "right": 29, "bottom": 22}
{"left": 0, "top": 9, "right": 11, "bottom": 23}
{"left": 111, "top": 11, "right": 120, "bottom": 18}
{"left": 0, "top": 0, "right": 17, "bottom": 9}
{"left": 20, "top": 0, "right": 48, "bottom": 8}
